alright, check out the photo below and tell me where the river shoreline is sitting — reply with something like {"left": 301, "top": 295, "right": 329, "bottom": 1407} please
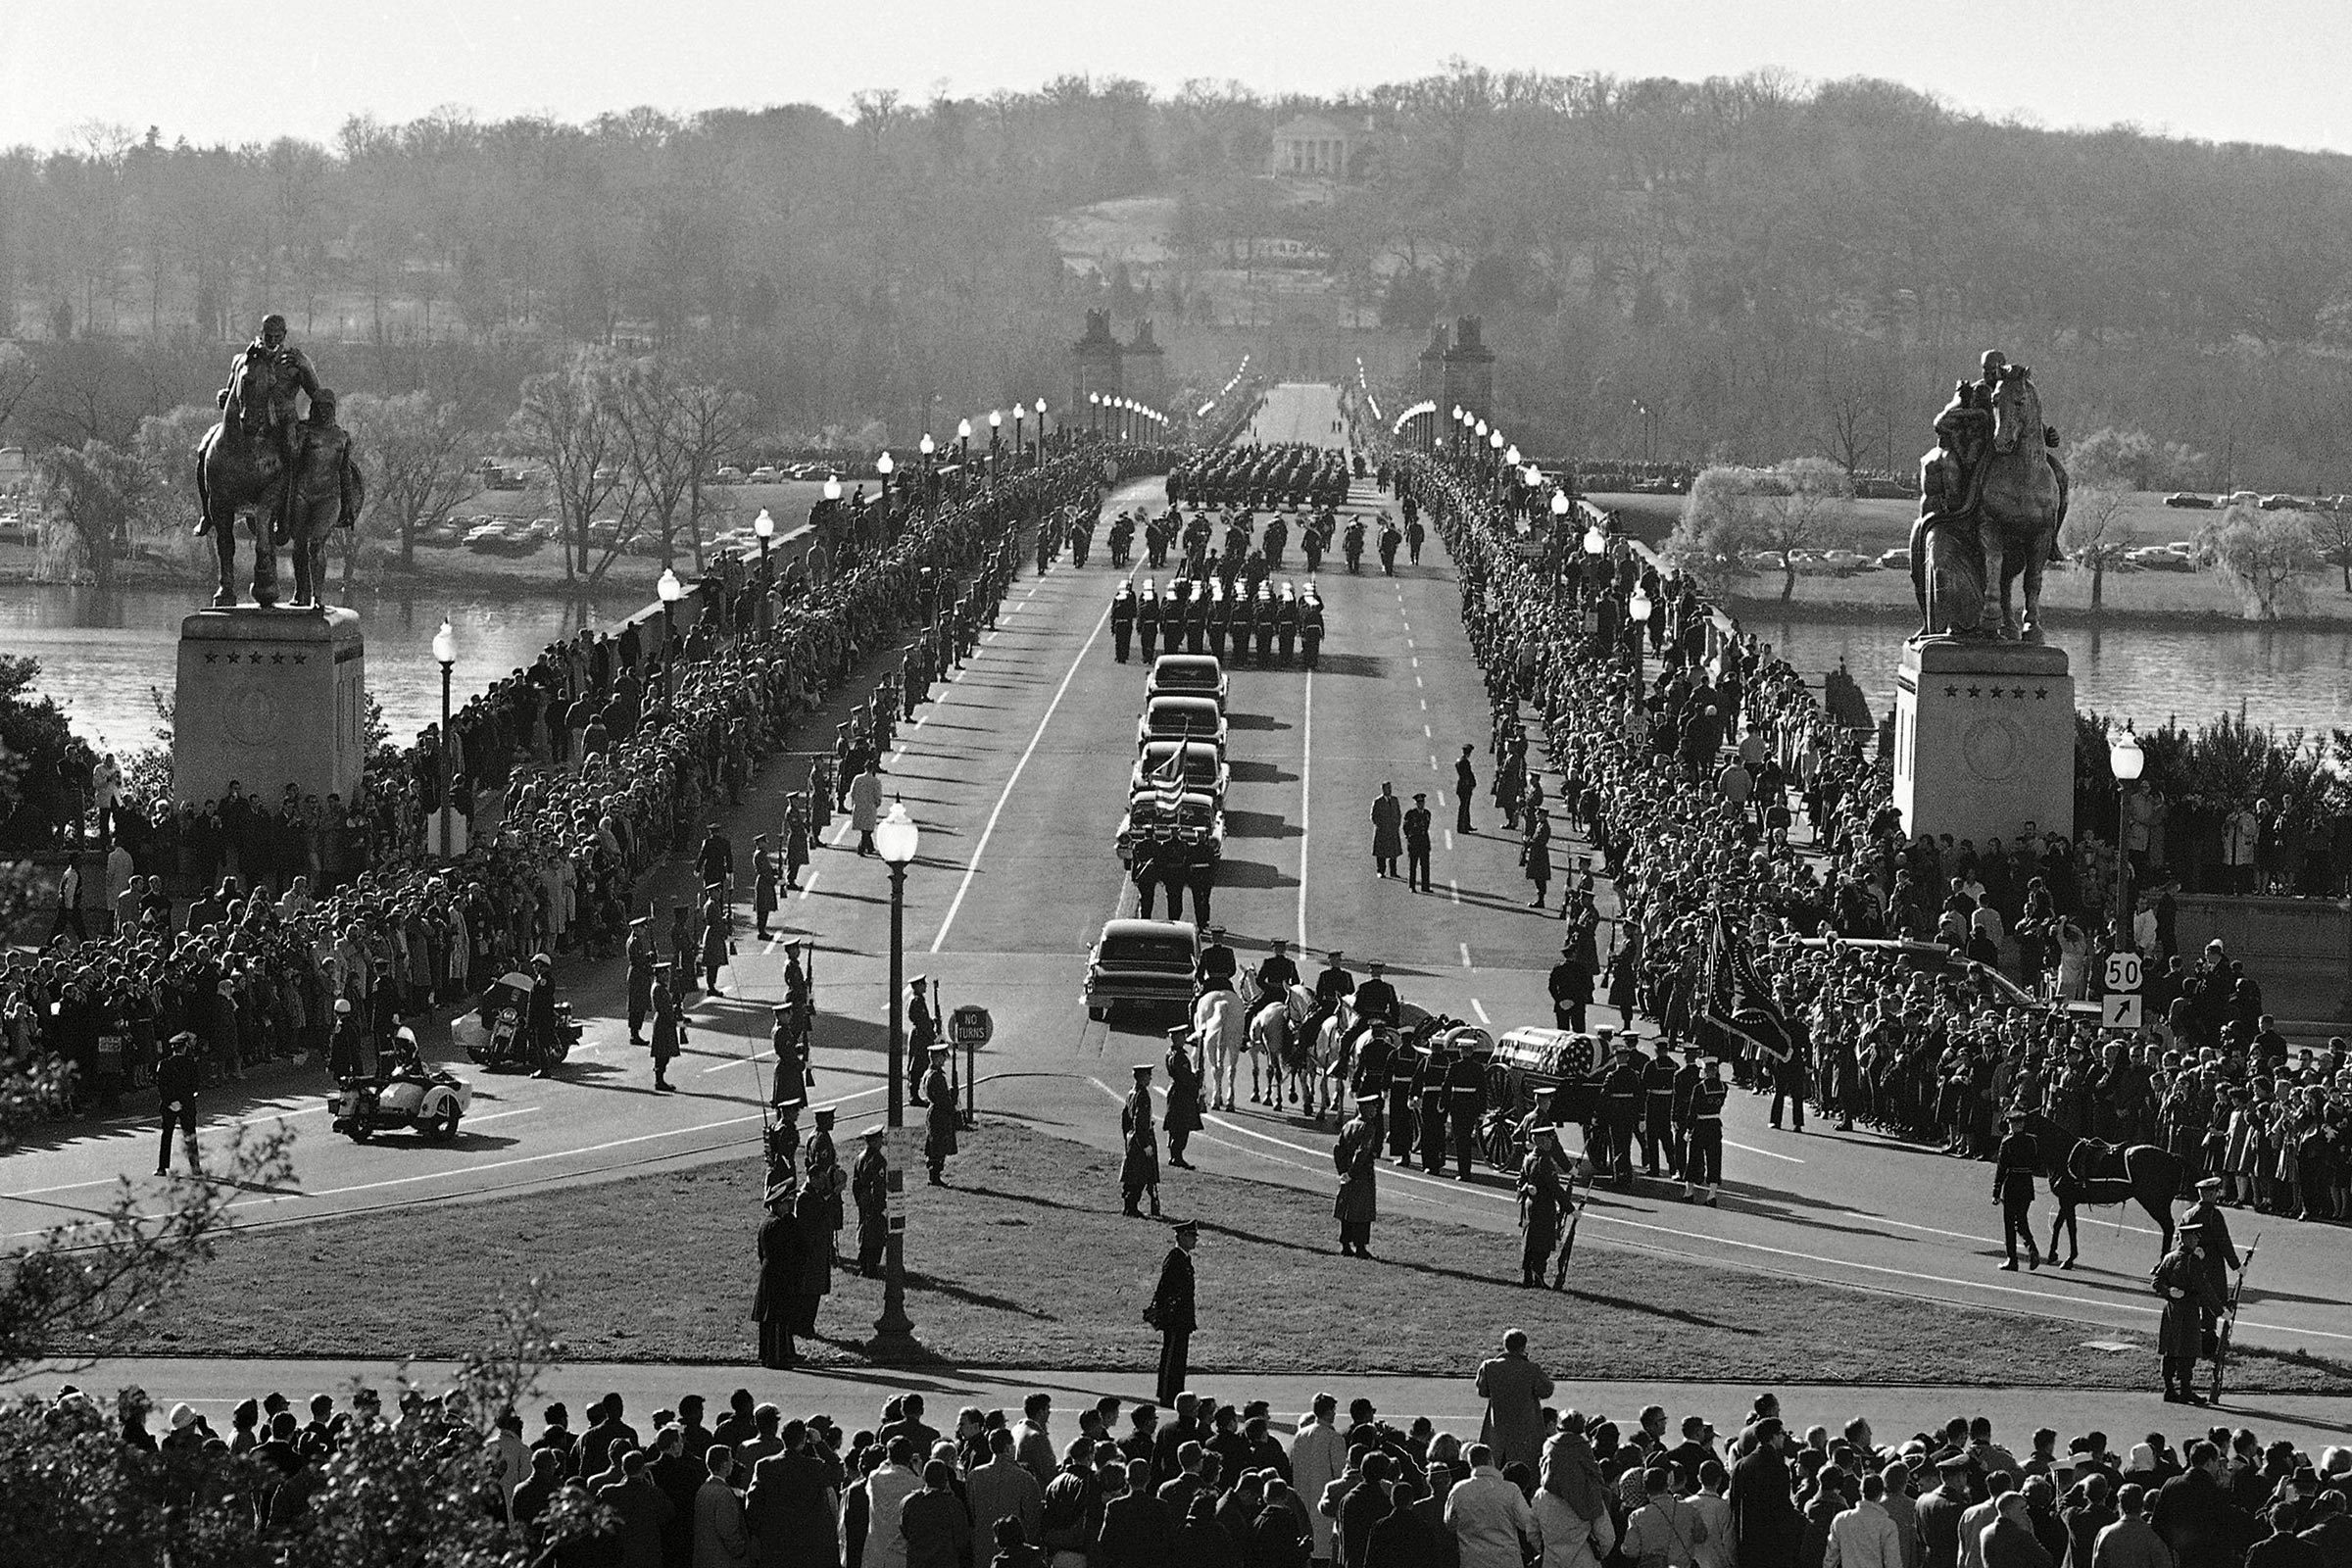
{"left": 1715, "top": 592, "right": 2352, "bottom": 634}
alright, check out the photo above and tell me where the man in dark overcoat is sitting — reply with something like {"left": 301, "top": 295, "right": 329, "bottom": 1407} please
{"left": 754, "top": 1180, "right": 808, "bottom": 1369}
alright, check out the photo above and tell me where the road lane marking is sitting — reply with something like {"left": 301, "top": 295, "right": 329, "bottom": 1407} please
{"left": 1459, "top": 942, "right": 1473, "bottom": 969}
{"left": 1423, "top": 724, "right": 1432, "bottom": 738}
{"left": 1724, "top": 1138, "right": 1806, "bottom": 1164}
{"left": 1471, "top": 1000, "right": 1491, "bottom": 1024}
{"left": 1448, "top": 879, "right": 1460, "bottom": 905}
{"left": 1296, "top": 666, "right": 1314, "bottom": 951}
{"left": 1443, "top": 830, "right": 1452, "bottom": 851}
{"left": 929, "top": 591, "right": 1114, "bottom": 953}
{"left": 467, "top": 1106, "right": 540, "bottom": 1124}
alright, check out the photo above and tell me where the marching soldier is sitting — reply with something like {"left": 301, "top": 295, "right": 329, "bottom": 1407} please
{"left": 804, "top": 1106, "right": 846, "bottom": 1268}
{"left": 1122, "top": 1062, "right": 1162, "bottom": 1217}
{"left": 1111, "top": 580, "right": 1137, "bottom": 662}
{"left": 1519, "top": 1132, "right": 1575, "bottom": 1288}
{"left": 1274, "top": 586, "right": 1299, "bottom": 663}
{"left": 1446, "top": 1040, "right": 1486, "bottom": 1180}
{"left": 852, "top": 1126, "right": 889, "bottom": 1277}
{"left": 1384, "top": 1025, "right": 1419, "bottom": 1163}
{"left": 1137, "top": 578, "right": 1160, "bottom": 660}
{"left": 1599, "top": 1036, "right": 1646, "bottom": 1184}
{"left": 649, "top": 962, "right": 683, "bottom": 1093}
{"left": 770, "top": 1003, "right": 811, "bottom": 1112}
{"left": 2153, "top": 1218, "right": 2227, "bottom": 1403}
{"left": 1180, "top": 840, "right": 1217, "bottom": 930}
{"left": 625, "top": 913, "right": 657, "bottom": 1046}
{"left": 1131, "top": 832, "right": 1166, "bottom": 921}
{"left": 1415, "top": 1040, "right": 1451, "bottom": 1175}
{"left": 1299, "top": 589, "right": 1324, "bottom": 669}
{"left": 1335, "top": 1096, "right": 1382, "bottom": 1258}
{"left": 1207, "top": 585, "right": 1231, "bottom": 660}
{"left": 666, "top": 902, "right": 695, "bottom": 987}
{"left": 1641, "top": 1041, "right": 1682, "bottom": 1177}
{"left": 923, "top": 1044, "right": 957, "bottom": 1184}
{"left": 1681, "top": 1057, "right": 1727, "bottom": 1206}
{"left": 1165, "top": 1028, "right": 1204, "bottom": 1168}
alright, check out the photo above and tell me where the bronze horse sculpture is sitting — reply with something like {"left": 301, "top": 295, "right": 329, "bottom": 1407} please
{"left": 1912, "top": 366, "right": 2070, "bottom": 642}
{"left": 1975, "top": 368, "right": 2068, "bottom": 642}
{"left": 193, "top": 355, "right": 353, "bottom": 610}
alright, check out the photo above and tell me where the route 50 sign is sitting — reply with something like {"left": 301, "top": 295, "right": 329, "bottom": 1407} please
{"left": 2104, "top": 953, "right": 2143, "bottom": 993}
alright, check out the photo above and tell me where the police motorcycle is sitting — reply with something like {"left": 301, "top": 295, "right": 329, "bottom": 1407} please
{"left": 329, "top": 1026, "right": 473, "bottom": 1143}
{"left": 468, "top": 968, "right": 580, "bottom": 1074}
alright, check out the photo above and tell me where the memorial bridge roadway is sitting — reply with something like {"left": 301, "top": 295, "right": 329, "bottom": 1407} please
{"left": 4, "top": 382, "right": 2346, "bottom": 1359}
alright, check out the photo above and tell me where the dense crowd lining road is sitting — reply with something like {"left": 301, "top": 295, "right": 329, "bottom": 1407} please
{"left": 4, "top": 383, "right": 2347, "bottom": 1359}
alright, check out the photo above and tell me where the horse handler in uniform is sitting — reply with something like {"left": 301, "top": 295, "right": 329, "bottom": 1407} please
{"left": 1336, "top": 1094, "right": 1383, "bottom": 1257}
{"left": 1147, "top": 1219, "right": 1199, "bottom": 1405}
{"left": 2153, "top": 1218, "right": 2227, "bottom": 1404}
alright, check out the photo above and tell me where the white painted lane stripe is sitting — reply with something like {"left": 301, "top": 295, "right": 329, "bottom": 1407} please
{"left": 1724, "top": 1138, "right": 1806, "bottom": 1165}
{"left": 1459, "top": 942, "right": 1473, "bottom": 969}
{"left": 1296, "top": 667, "right": 1314, "bottom": 952}
{"left": 1470, "top": 1000, "right": 1491, "bottom": 1025}
{"left": 929, "top": 592, "right": 1115, "bottom": 953}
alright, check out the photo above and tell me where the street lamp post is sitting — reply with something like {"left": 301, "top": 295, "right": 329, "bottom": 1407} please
{"left": 1011, "top": 404, "right": 1025, "bottom": 469}
{"left": 877, "top": 450, "right": 895, "bottom": 517}
{"left": 431, "top": 618, "right": 456, "bottom": 858}
{"left": 918, "top": 433, "right": 936, "bottom": 516}
{"left": 656, "top": 567, "right": 684, "bottom": 706}
{"left": 1089, "top": 391, "right": 1101, "bottom": 433}
{"left": 1034, "top": 397, "right": 1048, "bottom": 459}
{"left": 753, "top": 507, "right": 774, "bottom": 586}
{"left": 1627, "top": 584, "right": 1651, "bottom": 683}
{"left": 988, "top": 409, "right": 1003, "bottom": 475}
{"left": 957, "top": 418, "right": 972, "bottom": 495}
{"left": 872, "top": 801, "right": 921, "bottom": 1354}
{"left": 2110, "top": 727, "right": 2145, "bottom": 939}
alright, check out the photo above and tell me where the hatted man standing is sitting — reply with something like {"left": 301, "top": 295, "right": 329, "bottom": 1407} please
{"left": 1148, "top": 1219, "right": 1199, "bottom": 1404}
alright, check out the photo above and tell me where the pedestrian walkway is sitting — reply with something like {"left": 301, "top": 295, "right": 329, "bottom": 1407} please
{"left": 17, "top": 1357, "right": 2346, "bottom": 1450}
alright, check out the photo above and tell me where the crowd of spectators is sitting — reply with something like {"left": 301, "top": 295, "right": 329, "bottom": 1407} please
{"left": 3, "top": 451, "right": 1132, "bottom": 1119}
{"left": 1415, "top": 457, "right": 2351, "bottom": 1224}
{"left": 25, "top": 1373, "right": 2352, "bottom": 1568}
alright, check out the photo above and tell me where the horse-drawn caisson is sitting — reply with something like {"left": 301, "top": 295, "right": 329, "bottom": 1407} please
{"left": 1478, "top": 1028, "right": 1600, "bottom": 1176}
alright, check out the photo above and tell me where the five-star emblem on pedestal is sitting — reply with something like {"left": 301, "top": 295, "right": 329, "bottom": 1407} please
{"left": 1966, "top": 686, "right": 1981, "bottom": 698}
{"left": 271, "top": 653, "right": 286, "bottom": 664}
{"left": 203, "top": 652, "right": 218, "bottom": 663}
{"left": 2034, "top": 687, "right": 2048, "bottom": 699}
{"left": 1944, "top": 685, "right": 1959, "bottom": 697}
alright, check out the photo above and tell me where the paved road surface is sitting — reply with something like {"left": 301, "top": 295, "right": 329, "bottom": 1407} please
{"left": 7, "top": 381, "right": 2348, "bottom": 1383}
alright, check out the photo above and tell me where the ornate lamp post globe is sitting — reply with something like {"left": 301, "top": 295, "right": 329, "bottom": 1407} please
{"left": 1505, "top": 444, "right": 1520, "bottom": 466}
{"left": 753, "top": 507, "right": 775, "bottom": 581}
{"left": 656, "top": 567, "right": 684, "bottom": 703}
{"left": 2110, "top": 728, "right": 2144, "bottom": 782}
{"left": 1489, "top": 430, "right": 1504, "bottom": 453}
{"left": 1628, "top": 586, "right": 1651, "bottom": 623}
{"left": 918, "top": 433, "right": 934, "bottom": 457}
{"left": 1581, "top": 519, "right": 1605, "bottom": 553}
{"left": 957, "top": 417, "right": 972, "bottom": 441}
{"left": 822, "top": 474, "right": 842, "bottom": 504}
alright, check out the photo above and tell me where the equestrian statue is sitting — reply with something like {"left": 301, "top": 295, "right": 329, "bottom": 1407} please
{"left": 195, "top": 313, "right": 365, "bottom": 610}
{"left": 1910, "top": 349, "right": 2069, "bottom": 643}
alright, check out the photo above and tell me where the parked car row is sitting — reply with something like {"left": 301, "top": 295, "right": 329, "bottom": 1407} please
{"left": 2166, "top": 491, "right": 2352, "bottom": 512}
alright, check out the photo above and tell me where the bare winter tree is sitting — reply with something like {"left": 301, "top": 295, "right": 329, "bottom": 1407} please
{"left": 2059, "top": 486, "right": 2133, "bottom": 612}
{"left": 611, "top": 360, "right": 754, "bottom": 570}
{"left": 1668, "top": 459, "right": 1853, "bottom": 602}
{"left": 510, "top": 350, "right": 624, "bottom": 583}
{"left": 341, "top": 390, "right": 478, "bottom": 570}
{"left": 2194, "top": 503, "right": 2319, "bottom": 620}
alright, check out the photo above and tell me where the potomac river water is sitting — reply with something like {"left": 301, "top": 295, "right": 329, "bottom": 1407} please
{"left": 12, "top": 587, "right": 2352, "bottom": 761}
{"left": 5, "top": 584, "right": 647, "bottom": 758}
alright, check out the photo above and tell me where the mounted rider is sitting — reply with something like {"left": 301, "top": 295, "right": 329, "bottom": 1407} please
{"left": 211, "top": 313, "right": 322, "bottom": 538}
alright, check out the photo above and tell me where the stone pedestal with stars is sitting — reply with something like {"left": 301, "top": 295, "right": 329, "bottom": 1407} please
{"left": 172, "top": 606, "right": 367, "bottom": 807}
{"left": 1892, "top": 637, "right": 2074, "bottom": 848}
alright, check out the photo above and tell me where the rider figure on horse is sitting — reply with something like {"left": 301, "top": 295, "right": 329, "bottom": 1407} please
{"left": 213, "top": 313, "right": 321, "bottom": 542}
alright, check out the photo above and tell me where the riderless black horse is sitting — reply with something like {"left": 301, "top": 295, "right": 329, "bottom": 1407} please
{"left": 2017, "top": 1109, "right": 2180, "bottom": 1265}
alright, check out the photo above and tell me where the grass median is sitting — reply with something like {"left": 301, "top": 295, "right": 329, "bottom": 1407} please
{"left": 126, "top": 1124, "right": 2352, "bottom": 1392}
